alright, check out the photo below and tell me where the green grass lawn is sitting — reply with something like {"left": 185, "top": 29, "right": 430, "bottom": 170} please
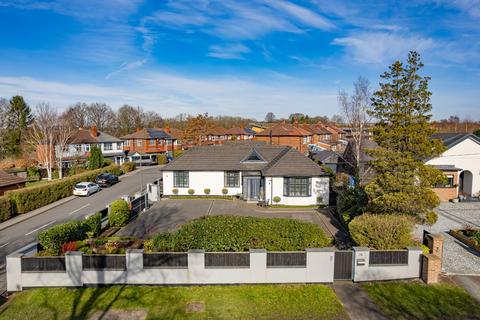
{"left": 0, "top": 284, "right": 348, "bottom": 320}
{"left": 364, "top": 282, "right": 480, "bottom": 320}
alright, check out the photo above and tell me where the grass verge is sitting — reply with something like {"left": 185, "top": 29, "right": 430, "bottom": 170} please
{"left": 364, "top": 282, "right": 480, "bottom": 320}
{"left": 0, "top": 284, "right": 348, "bottom": 320}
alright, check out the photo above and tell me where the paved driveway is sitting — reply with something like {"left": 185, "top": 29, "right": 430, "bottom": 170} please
{"left": 414, "top": 202, "right": 480, "bottom": 274}
{"left": 117, "top": 199, "right": 349, "bottom": 246}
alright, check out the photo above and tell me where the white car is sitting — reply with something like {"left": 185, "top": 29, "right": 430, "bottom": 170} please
{"left": 73, "top": 182, "right": 100, "bottom": 197}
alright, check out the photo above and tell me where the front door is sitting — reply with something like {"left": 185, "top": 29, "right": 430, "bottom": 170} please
{"left": 244, "top": 177, "right": 261, "bottom": 201}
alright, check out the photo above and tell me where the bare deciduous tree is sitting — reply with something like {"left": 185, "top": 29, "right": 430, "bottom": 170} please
{"left": 338, "top": 76, "right": 371, "bottom": 185}
{"left": 63, "top": 102, "right": 88, "bottom": 128}
{"left": 29, "top": 103, "right": 57, "bottom": 180}
{"left": 86, "top": 102, "right": 115, "bottom": 131}
{"left": 55, "top": 115, "right": 74, "bottom": 179}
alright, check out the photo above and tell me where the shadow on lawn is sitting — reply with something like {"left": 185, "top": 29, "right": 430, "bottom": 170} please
{"left": 68, "top": 286, "right": 126, "bottom": 320}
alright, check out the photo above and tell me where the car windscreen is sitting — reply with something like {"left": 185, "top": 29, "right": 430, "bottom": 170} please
{"left": 75, "top": 184, "right": 87, "bottom": 189}
{"left": 97, "top": 174, "right": 107, "bottom": 179}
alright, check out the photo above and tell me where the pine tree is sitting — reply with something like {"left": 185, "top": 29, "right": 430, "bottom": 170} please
{"left": 4, "top": 96, "right": 33, "bottom": 156}
{"left": 365, "top": 51, "right": 445, "bottom": 220}
{"left": 88, "top": 146, "right": 104, "bottom": 170}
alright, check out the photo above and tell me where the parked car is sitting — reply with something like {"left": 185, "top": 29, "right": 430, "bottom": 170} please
{"left": 73, "top": 182, "right": 100, "bottom": 196}
{"left": 95, "top": 173, "right": 119, "bottom": 187}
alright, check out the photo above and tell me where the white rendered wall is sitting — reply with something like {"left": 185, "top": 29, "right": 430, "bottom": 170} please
{"left": 264, "top": 176, "right": 329, "bottom": 206}
{"left": 352, "top": 247, "right": 423, "bottom": 282}
{"left": 162, "top": 171, "right": 242, "bottom": 196}
{"left": 426, "top": 138, "right": 480, "bottom": 196}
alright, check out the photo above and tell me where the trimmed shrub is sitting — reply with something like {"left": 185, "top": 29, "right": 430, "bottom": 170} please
{"left": 109, "top": 199, "right": 130, "bottom": 227}
{"left": 188, "top": 189, "right": 195, "bottom": 195}
{"left": 425, "top": 211, "right": 438, "bottom": 226}
{"left": 5, "top": 165, "right": 121, "bottom": 214}
{"left": 85, "top": 213, "right": 102, "bottom": 237}
{"left": 0, "top": 196, "right": 14, "bottom": 222}
{"left": 88, "top": 146, "right": 104, "bottom": 170}
{"left": 273, "top": 196, "right": 281, "bottom": 204}
{"left": 27, "top": 167, "right": 40, "bottom": 180}
{"left": 172, "top": 188, "right": 179, "bottom": 195}
{"left": 204, "top": 188, "right": 211, "bottom": 195}
{"left": 121, "top": 161, "right": 136, "bottom": 173}
{"left": 146, "top": 215, "right": 332, "bottom": 252}
{"left": 349, "top": 214, "right": 414, "bottom": 250}
{"left": 157, "top": 154, "right": 168, "bottom": 165}
{"left": 103, "top": 159, "right": 113, "bottom": 167}
{"left": 222, "top": 188, "right": 228, "bottom": 195}
{"left": 38, "top": 220, "right": 90, "bottom": 254}
{"left": 61, "top": 241, "right": 78, "bottom": 254}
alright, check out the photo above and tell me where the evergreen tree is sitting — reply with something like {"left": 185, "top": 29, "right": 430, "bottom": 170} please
{"left": 365, "top": 51, "right": 445, "bottom": 220}
{"left": 88, "top": 145, "right": 104, "bottom": 170}
{"left": 4, "top": 96, "right": 33, "bottom": 156}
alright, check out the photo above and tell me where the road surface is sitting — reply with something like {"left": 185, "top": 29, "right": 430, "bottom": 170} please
{"left": 0, "top": 166, "right": 162, "bottom": 294}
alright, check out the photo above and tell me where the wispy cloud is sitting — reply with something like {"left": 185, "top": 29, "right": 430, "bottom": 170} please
{"left": 105, "top": 58, "right": 147, "bottom": 79}
{"left": 207, "top": 43, "right": 250, "bottom": 60}
{"left": 0, "top": 73, "right": 337, "bottom": 118}
{"left": 265, "top": 0, "right": 334, "bottom": 30}
{"left": 332, "top": 32, "right": 436, "bottom": 64}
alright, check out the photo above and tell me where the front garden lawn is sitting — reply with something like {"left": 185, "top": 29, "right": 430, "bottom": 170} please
{"left": 0, "top": 284, "right": 348, "bottom": 320}
{"left": 364, "top": 282, "right": 480, "bottom": 320}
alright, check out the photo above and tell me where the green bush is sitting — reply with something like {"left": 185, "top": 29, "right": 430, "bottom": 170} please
{"left": 85, "top": 213, "right": 102, "bottom": 237}
{"left": 273, "top": 196, "right": 281, "bottom": 204}
{"left": 0, "top": 196, "right": 14, "bottom": 222}
{"left": 146, "top": 215, "right": 332, "bottom": 252}
{"left": 157, "top": 154, "right": 168, "bottom": 165}
{"left": 38, "top": 220, "right": 90, "bottom": 254}
{"left": 26, "top": 167, "right": 40, "bottom": 180}
{"left": 121, "top": 161, "right": 136, "bottom": 173}
{"left": 222, "top": 188, "right": 228, "bottom": 195}
{"left": 5, "top": 165, "right": 121, "bottom": 214}
{"left": 172, "top": 188, "right": 179, "bottom": 195}
{"left": 107, "top": 165, "right": 122, "bottom": 177}
{"left": 109, "top": 199, "right": 130, "bottom": 227}
{"left": 349, "top": 214, "right": 414, "bottom": 250}
{"left": 88, "top": 146, "right": 104, "bottom": 170}
{"left": 103, "top": 159, "right": 113, "bottom": 167}
{"left": 204, "top": 188, "right": 211, "bottom": 195}
{"left": 188, "top": 189, "right": 195, "bottom": 195}
{"left": 424, "top": 211, "right": 438, "bottom": 225}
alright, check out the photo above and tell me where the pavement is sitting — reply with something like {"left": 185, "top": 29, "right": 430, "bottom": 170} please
{"left": 451, "top": 275, "right": 480, "bottom": 303}
{"left": 333, "top": 283, "right": 389, "bottom": 320}
{"left": 117, "top": 198, "right": 350, "bottom": 244}
{"left": 413, "top": 202, "right": 480, "bottom": 274}
{"left": 0, "top": 166, "right": 163, "bottom": 294}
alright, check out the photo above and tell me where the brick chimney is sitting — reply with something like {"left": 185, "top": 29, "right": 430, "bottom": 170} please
{"left": 90, "top": 125, "right": 98, "bottom": 137}
{"left": 136, "top": 127, "right": 142, "bottom": 132}
{"left": 165, "top": 125, "right": 171, "bottom": 134}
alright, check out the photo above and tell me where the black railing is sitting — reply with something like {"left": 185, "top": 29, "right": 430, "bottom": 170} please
{"left": 267, "top": 252, "right": 306, "bottom": 267}
{"left": 21, "top": 257, "right": 66, "bottom": 272}
{"left": 98, "top": 207, "right": 109, "bottom": 220}
{"left": 143, "top": 253, "right": 188, "bottom": 268}
{"left": 131, "top": 195, "right": 148, "bottom": 218}
{"left": 205, "top": 253, "right": 250, "bottom": 268}
{"left": 82, "top": 255, "right": 126, "bottom": 270}
{"left": 369, "top": 250, "right": 408, "bottom": 265}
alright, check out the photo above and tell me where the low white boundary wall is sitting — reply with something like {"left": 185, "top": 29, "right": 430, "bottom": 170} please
{"left": 7, "top": 247, "right": 424, "bottom": 291}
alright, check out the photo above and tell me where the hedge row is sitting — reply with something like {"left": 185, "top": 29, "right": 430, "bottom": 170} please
{"left": 144, "top": 215, "right": 332, "bottom": 252}
{"left": 4, "top": 165, "right": 122, "bottom": 216}
{"left": 0, "top": 196, "right": 14, "bottom": 222}
{"left": 38, "top": 213, "right": 102, "bottom": 255}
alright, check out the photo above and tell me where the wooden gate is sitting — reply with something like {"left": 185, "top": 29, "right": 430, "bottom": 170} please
{"left": 334, "top": 251, "right": 353, "bottom": 280}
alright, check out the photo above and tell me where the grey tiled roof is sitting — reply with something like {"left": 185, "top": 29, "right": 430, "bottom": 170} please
{"left": 431, "top": 133, "right": 480, "bottom": 148}
{"left": 430, "top": 164, "right": 462, "bottom": 171}
{"left": 162, "top": 144, "right": 327, "bottom": 177}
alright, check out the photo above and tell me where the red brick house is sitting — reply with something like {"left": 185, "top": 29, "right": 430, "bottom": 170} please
{"left": 254, "top": 121, "right": 312, "bottom": 153}
{"left": 122, "top": 128, "right": 180, "bottom": 164}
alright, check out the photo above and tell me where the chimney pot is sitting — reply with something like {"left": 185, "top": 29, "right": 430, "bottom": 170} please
{"left": 90, "top": 125, "right": 98, "bottom": 137}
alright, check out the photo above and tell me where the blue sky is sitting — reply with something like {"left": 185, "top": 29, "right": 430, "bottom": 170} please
{"left": 0, "top": 0, "right": 479, "bottom": 120}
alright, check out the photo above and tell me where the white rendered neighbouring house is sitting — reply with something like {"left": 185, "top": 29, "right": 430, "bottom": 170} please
{"left": 161, "top": 142, "right": 330, "bottom": 206}
{"left": 426, "top": 133, "right": 480, "bottom": 200}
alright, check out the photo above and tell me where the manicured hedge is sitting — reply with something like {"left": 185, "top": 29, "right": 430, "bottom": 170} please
{"left": 109, "top": 199, "right": 130, "bottom": 227}
{"left": 349, "top": 214, "right": 414, "bottom": 250}
{"left": 144, "top": 215, "right": 332, "bottom": 252}
{"left": 0, "top": 196, "right": 14, "bottom": 222}
{"left": 5, "top": 165, "right": 121, "bottom": 214}
{"left": 121, "top": 162, "right": 136, "bottom": 173}
{"left": 38, "top": 213, "right": 102, "bottom": 255}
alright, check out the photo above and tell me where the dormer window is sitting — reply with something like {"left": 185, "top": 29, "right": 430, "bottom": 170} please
{"left": 241, "top": 149, "right": 266, "bottom": 163}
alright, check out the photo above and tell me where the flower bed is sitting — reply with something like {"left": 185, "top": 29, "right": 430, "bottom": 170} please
{"left": 449, "top": 228, "right": 480, "bottom": 253}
